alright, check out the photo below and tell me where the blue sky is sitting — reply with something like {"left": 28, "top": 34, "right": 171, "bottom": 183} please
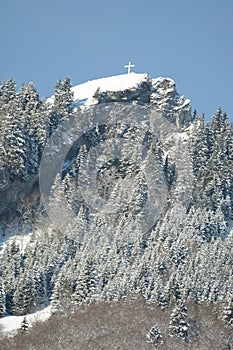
{"left": 1, "top": 0, "right": 233, "bottom": 120}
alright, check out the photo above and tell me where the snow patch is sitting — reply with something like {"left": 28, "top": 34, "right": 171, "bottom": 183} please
{"left": 174, "top": 98, "right": 191, "bottom": 110}
{"left": 152, "top": 77, "right": 175, "bottom": 87}
{"left": 0, "top": 305, "right": 51, "bottom": 338}
{"left": 0, "top": 223, "right": 32, "bottom": 255}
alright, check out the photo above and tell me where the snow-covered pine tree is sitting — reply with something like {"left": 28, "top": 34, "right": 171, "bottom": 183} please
{"left": 163, "top": 154, "right": 175, "bottom": 188}
{"left": 0, "top": 281, "right": 6, "bottom": 317}
{"left": 222, "top": 294, "right": 233, "bottom": 327}
{"left": 169, "top": 303, "right": 190, "bottom": 342}
{"left": 189, "top": 114, "right": 209, "bottom": 177}
{"left": 51, "top": 266, "right": 75, "bottom": 313}
{"left": 147, "top": 325, "right": 163, "bottom": 348}
{"left": 12, "top": 274, "right": 35, "bottom": 316}
{"left": 49, "top": 77, "right": 74, "bottom": 134}
{"left": 19, "top": 316, "right": 29, "bottom": 333}
{"left": 2, "top": 98, "right": 29, "bottom": 179}
{"left": 0, "top": 78, "right": 16, "bottom": 109}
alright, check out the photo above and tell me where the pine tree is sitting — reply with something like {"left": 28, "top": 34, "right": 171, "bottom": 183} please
{"left": 156, "top": 282, "right": 170, "bottom": 309}
{"left": 222, "top": 295, "right": 233, "bottom": 327}
{"left": 0, "top": 78, "right": 16, "bottom": 108}
{"left": 71, "top": 256, "right": 99, "bottom": 308}
{"left": 189, "top": 114, "right": 209, "bottom": 177}
{"left": 2, "top": 99, "right": 27, "bottom": 179}
{"left": 173, "top": 138, "right": 194, "bottom": 213}
{"left": 16, "top": 82, "right": 48, "bottom": 174}
{"left": 51, "top": 267, "right": 75, "bottom": 313}
{"left": 12, "top": 274, "right": 35, "bottom": 315}
{"left": 163, "top": 155, "right": 175, "bottom": 188}
{"left": 19, "top": 316, "right": 29, "bottom": 333}
{"left": 147, "top": 325, "right": 163, "bottom": 348}
{"left": 169, "top": 303, "right": 190, "bottom": 342}
{"left": 0, "top": 282, "right": 6, "bottom": 317}
{"left": 49, "top": 77, "right": 74, "bottom": 134}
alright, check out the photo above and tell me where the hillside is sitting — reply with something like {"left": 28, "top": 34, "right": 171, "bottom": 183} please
{"left": 0, "top": 73, "right": 232, "bottom": 348}
{"left": 0, "top": 299, "right": 232, "bottom": 350}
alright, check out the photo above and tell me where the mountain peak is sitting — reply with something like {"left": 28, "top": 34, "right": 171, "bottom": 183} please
{"left": 48, "top": 73, "right": 193, "bottom": 127}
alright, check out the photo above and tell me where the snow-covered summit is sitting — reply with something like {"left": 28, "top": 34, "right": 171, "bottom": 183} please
{"left": 72, "top": 73, "right": 148, "bottom": 104}
{"left": 48, "top": 72, "right": 193, "bottom": 126}
{"left": 49, "top": 73, "right": 148, "bottom": 107}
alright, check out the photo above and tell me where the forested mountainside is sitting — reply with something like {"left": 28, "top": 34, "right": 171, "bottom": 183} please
{"left": 0, "top": 74, "right": 232, "bottom": 349}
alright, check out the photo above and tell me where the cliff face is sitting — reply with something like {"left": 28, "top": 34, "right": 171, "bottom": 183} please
{"left": 82, "top": 74, "right": 193, "bottom": 127}
{"left": 151, "top": 77, "right": 193, "bottom": 127}
{"left": 93, "top": 74, "right": 151, "bottom": 105}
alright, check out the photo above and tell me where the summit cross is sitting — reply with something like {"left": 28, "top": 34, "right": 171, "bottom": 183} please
{"left": 124, "top": 61, "right": 135, "bottom": 74}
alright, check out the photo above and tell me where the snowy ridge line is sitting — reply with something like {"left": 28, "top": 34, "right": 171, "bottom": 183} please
{"left": 48, "top": 73, "right": 148, "bottom": 107}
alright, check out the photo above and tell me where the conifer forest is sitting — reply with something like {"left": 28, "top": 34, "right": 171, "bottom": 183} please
{"left": 0, "top": 75, "right": 232, "bottom": 349}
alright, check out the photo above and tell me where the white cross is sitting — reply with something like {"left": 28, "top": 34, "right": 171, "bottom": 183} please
{"left": 124, "top": 61, "right": 135, "bottom": 74}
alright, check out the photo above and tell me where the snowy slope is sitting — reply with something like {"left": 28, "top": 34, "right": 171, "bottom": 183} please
{"left": 0, "top": 305, "right": 51, "bottom": 337}
{"left": 48, "top": 73, "right": 148, "bottom": 107}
